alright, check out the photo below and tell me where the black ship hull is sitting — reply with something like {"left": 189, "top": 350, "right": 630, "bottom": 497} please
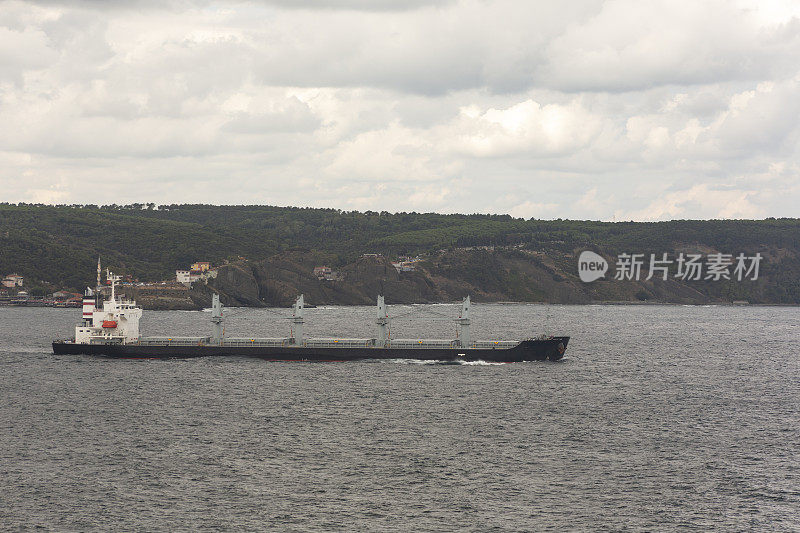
{"left": 52, "top": 337, "right": 569, "bottom": 362}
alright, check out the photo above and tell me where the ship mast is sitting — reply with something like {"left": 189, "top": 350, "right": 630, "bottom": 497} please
{"left": 457, "top": 296, "right": 471, "bottom": 348}
{"left": 211, "top": 293, "right": 223, "bottom": 345}
{"left": 96, "top": 256, "right": 102, "bottom": 292}
{"left": 291, "top": 295, "right": 305, "bottom": 345}
{"left": 95, "top": 256, "right": 102, "bottom": 308}
{"left": 106, "top": 269, "right": 122, "bottom": 302}
{"left": 376, "top": 295, "right": 389, "bottom": 347}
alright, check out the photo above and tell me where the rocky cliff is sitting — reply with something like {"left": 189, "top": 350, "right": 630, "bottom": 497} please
{"left": 150, "top": 244, "right": 797, "bottom": 310}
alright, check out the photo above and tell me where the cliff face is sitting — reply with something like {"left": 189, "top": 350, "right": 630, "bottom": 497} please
{"left": 123, "top": 283, "right": 198, "bottom": 310}
{"left": 212, "top": 263, "right": 263, "bottom": 307}
{"left": 139, "top": 243, "right": 798, "bottom": 310}
{"left": 197, "top": 253, "right": 450, "bottom": 307}
{"left": 249, "top": 253, "right": 440, "bottom": 306}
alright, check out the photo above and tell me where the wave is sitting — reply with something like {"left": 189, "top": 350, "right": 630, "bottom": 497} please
{"left": 367, "top": 358, "right": 505, "bottom": 366}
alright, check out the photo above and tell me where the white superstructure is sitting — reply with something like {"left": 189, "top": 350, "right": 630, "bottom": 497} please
{"left": 74, "top": 269, "right": 142, "bottom": 344}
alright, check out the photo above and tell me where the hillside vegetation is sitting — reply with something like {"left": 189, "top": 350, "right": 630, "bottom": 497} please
{"left": 1, "top": 203, "right": 798, "bottom": 304}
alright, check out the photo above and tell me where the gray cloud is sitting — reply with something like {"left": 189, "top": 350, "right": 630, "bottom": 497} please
{"left": 257, "top": 0, "right": 455, "bottom": 11}
{"left": 1, "top": 0, "right": 799, "bottom": 219}
{"left": 30, "top": 0, "right": 455, "bottom": 11}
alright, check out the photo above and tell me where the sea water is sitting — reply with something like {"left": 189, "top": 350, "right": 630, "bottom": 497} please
{"left": 1, "top": 304, "right": 798, "bottom": 530}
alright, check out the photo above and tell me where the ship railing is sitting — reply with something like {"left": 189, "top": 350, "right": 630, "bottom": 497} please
{"left": 381, "top": 339, "right": 518, "bottom": 350}
{"left": 137, "top": 336, "right": 210, "bottom": 346}
{"left": 304, "top": 338, "right": 374, "bottom": 348}
{"left": 388, "top": 339, "right": 460, "bottom": 349}
{"left": 525, "top": 334, "right": 554, "bottom": 341}
{"left": 471, "top": 340, "right": 519, "bottom": 350}
{"left": 89, "top": 337, "right": 125, "bottom": 345}
{"left": 223, "top": 337, "right": 292, "bottom": 347}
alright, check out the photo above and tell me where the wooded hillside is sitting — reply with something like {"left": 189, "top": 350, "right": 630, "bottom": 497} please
{"left": 1, "top": 203, "right": 798, "bottom": 303}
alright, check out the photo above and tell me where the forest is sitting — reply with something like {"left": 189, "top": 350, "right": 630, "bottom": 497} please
{"left": 1, "top": 203, "right": 798, "bottom": 302}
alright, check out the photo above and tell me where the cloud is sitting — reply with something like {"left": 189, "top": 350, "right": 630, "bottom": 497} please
{"left": 27, "top": 187, "right": 68, "bottom": 204}
{"left": 537, "top": 0, "right": 800, "bottom": 92}
{"left": 0, "top": 0, "right": 798, "bottom": 220}
{"left": 508, "top": 200, "right": 559, "bottom": 219}
{"left": 324, "top": 121, "right": 461, "bottom": 183}
{"left": 452, "top": 98, "right": 605, "bottom": 157}
{"left": 623, "top": 184, "right": 764, "bottom": 220}
{"left": 257, "top": 0, "right": 455, "bottom": 11}
{"left": 221, "top": 97, "right": 320, "bottom": 134}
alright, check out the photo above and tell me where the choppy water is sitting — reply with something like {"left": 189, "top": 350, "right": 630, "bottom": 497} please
{"left": 1, "top": 304, "right": 798, "bottom": 531}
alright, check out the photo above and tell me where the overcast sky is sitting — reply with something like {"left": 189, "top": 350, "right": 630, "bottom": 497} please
{"left": 1, "top": 0, "right": 799, "bottom": 219}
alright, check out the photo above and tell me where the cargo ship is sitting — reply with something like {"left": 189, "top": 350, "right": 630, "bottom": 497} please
{"left": 52, "top": 267, "right": 569, "bottom": 363}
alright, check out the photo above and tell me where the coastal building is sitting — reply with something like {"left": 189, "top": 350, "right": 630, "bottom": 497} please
{"left": 2, "top": 274, "right": 23, "bottom": 288}
{"left": 176, "top": 262, "right": 218, "bottom": 286}
{"left": 176, "top": 270, "right": 199, "bottom": 285}
{"left": 313, "top": 266, "right": 341, "bottom": 281}
{"left": 313, "top": 266, "right": 331, "bottom": 279}
{"left": 391, "top": 255, "right": 422, "bottom": 273}
{"left": 135, "top": 282, "right": 191, "bottom": 299}
{"left": 391, "top": 262, "right": 416, "bottom": 273}
{"left": 52, "top": 291, "right": 81, "bottom": 300}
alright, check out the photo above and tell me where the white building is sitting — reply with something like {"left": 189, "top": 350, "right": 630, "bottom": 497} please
{"left": 176, "top": 270, "right": 200, "bottom": 285}
{"left": 391, "top": 262, "right": 416, "bottom": 273}
{"left": 313, "top": 266, "right": 332, "bottom": 279}
{"left": 176, "top": 267, "right": 218, "bottom": 286}
{"left": 313, "top": 266, "right": 340, "bottom": 281}
{"left": 2, "top": 274, "right": 23, "bottom": 288}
